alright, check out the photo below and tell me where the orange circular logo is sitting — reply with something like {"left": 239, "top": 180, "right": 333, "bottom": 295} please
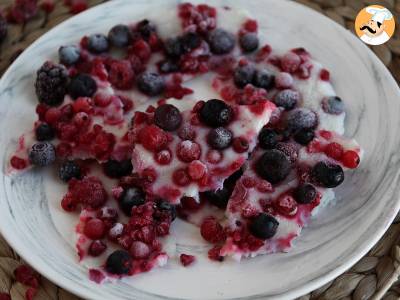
{"left": 355, "top": 5, "right": 395, "bottom": 45}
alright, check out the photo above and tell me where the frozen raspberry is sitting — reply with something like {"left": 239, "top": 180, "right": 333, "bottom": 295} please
{"left": 200, "top": 216, "right": 225, "bottom": 244}
{"left": 130, "top": 39, "right": 151, "bottom": 61}
{"left": 72, "top": 97, "right": 93, "bottom": 113}
{"left": 273, "top": 193, "right": 297, "bottom": 216}
{"left": 208, "top": 245, "right": 223, "bottom": 262}
{"left": 281, "top": 52, "right": 301, "bottom": 73}
{"left": 342, "top": 150, "right": 360, "bottom": 169}
{"left": 206, "top": 149, "right": 222, "bottom": 164}
{"left": 14, "top": 265, "right": 39, "bottom": 288}
{"left": 107, "top": 59, "right": 134, "bottom": 90}
{"left": 275, "top": 142, "right": 298, "bottom": 164}
{"left": 88, "top": 240, "right": 107, "bottom": 257}
{"left": 10, "top": 156, "right": 27, "bottom": 170}
{"left": 172, "top": 168, "right": 191, "bottom": 186}
{"left": 180, "top": 254, "right": 196, "bottom": 267}
{"left": 319, "top": 68, "right": 330, "bottom": 81}
{"left": 178, "top": 123, "right": 196, "bottom": 140}
{"left": 0, "top": 16, "right": 8, "bottom": 42}
{"left": 69, "top": 176, "right": 107, "bottom": 209}
{"left": 275, "top": 72, "right": 293, "bottom": 89}
{"left": 154, "top": 149, "right": 172, "bottom": 165}
{"left": 207, "top": 29, "right": 235, "bottom": 55}
{"left": 129, "top": 241, "right": 151, "bottom": 259}
{"left": 138, "top": 125, "right": 168, "bottom": 152}
{"left": 108, "top": 24, "right": 132, "bottom": 48}
{"left": 188, "top": 160, "right": 206, "bottom": 180}
{"left": 35, "top": 62, "right": 68, "bottom": 106}
{"left": 177, "top": 140, "right": 201, "bottom": 163}
{"left": 324, "top": 142, "right": 344, "bottom": 160}
{"left": 232, "top": 137, "right": 249, "bottom": 153}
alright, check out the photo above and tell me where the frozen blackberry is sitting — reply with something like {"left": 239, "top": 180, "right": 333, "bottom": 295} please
{"left": 68, "top": 74, "right": 97, "bottom": 99}
{"left": 105, "top": 250, "right": 132, "bottom": 275}
{"left": 35, "top": 123, "right": 55, "bottom": 141}
{"left": 137, "top": 72, "right": 165, "bottom": 96}
{"left": 59, "top": 160, "right": 82, "bottom": 182}
{"left": 154, "top": 104, "right": 182, "bottom": 131}
{"left": 108, "top": 24, "right": 132, "bottom": 48}
{"left": 199, "top": 99, "right": 233, "bottom": 128}
{"left": 233, "top": 65, "right": 256, "bottom": 88}
{"left": 103, "top": 159, "right": 133, "bottom": 178}
{"left": 28, "top": 142, "right": 56, "bottom": 167}
{"left": 274, "top": 89, "right": 300, "bottom": 111}
{"left": 58, "top": 45, "right": 80, "bottom": 66}
{"left": 87, "top": 34, "right": 109, "bottom": 54}
{"left": 35, "top": 61, "right": 69, "bottom": 106}
{"left": 253, "top": 69, "right": 275, "bottom": 90}
{"left": 256, "top": 149, "right": 291, "bottom": 184}
{"left": 0, "top": 15, "right": 8, "bottom": 42}
{"left": 207, "top": 28, "right": 235, "bottom": 55}
{"left": 239, "top": 33, "right": 259, "bottom": 52}
{"left": 207, "top": 127, "right": 233, "bottom": 150}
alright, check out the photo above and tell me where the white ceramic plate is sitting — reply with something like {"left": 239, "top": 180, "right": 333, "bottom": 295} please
{"left": 1, "top": 0, "right": 400, "bottom": 299}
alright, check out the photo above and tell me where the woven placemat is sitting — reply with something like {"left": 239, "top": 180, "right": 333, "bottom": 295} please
{"left": 0, "top": 0, "right": 399, "bottom": 299}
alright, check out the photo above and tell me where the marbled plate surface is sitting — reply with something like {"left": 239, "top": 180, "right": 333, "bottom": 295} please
{"left": 0, "top": 0, "right": 400, "bottom": 299}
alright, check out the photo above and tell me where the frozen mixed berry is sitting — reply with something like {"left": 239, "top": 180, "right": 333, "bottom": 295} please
{"left": 342, "top": 150, "right": 360, "bottom": 169}
{"left": 154, "top": 104, "right": 182, "bottom": 131}
{"left": 274, "top": 89, "right": 300, "bottom": 111}
{"left": 207, "top": 127, "right": 233, "bottom": 150}
{"left": 0, "top": 15, "right": 7, "bottom": 42}
{"left": 68, "top": 74, "right": 97, "bottom": 99}
{"left": 84, "top": 218, "right": 106, "bottom": 239}
{"left": 239, "top": 32, "right": 259, "bottom": 52}
{"left": 249, "top": 213, "right": 279, "bottom": 240}
{"left": 322, "top": 96, "right": 344, "bottom": 115}
{"left": 281, "top": 52, "right": 301, "bottom": 73}
{"left": 293, "top": 183, "right": 317, "bottom": 204}
{"left": 199, "top": 99, "right": 233, "bottom": 128}
{"left": 137, "top": 72, "right": 165, "bottom": 96}
{"left": 130, "top": 241, "right": 151, "bottom": 259}
{"left": 28, "top": 142, "right": 56, "bottom": 167}
{"left": 137, "top": 19, "right": 156, "bottom": 39}
{"left": 164, "top": 37, "right": 184, "bottom": 58}
{"left": 181, "top": 32, "right": 202, "bottom": 52}
{"left": 35, "top": 61, "right": 69, "bottom": 106}
{"left": 256, "top": 149, "right": 291, "bottom": 184}
{"left": 138, "top": 125, "right": 168, "bottom": 151}
{"left": 258, "top": 127, "right": 278, "bottom": 149}
{"left": 276, "top": 142, "right": 298, "bottom": 164}
{"left": 88, "top": 240, "right": 107, "bottom": 257}
{"left": 58, "top": 45, "right": 80, "bottom": 66}
{"left": 293, "top": 128, "right": 315, "bottom": 145}
{"left": 159, "top": 59, "right": 180, "bottom": 73}
{"left": 103, "top": 159, "right": 133, "bottom": 178}
{"left": 202, "top": 187, "right": 230, "bottom": 209}
{"left": 233, "top": 65, "right": 256, "bottom": 88}
{"left": 105, "top": 250, "right": 132, "bottom": 275}
{"left": 109, "top": 60, "right": 135, "bottom": 90}
{"left": 200, "top": 216, "right": 225, "bottom": 243}
{"left": 207, "top": 28, "right": 235, "bottom": 55}
{"left": 108, "top": 24, "right": 132, "bottom": 48}
{"left": 177, "top": 140, "right": 201, "bottom": 162}
{"left": 87, "top": 34, "right": 109, "bottom": 53}
{"left": 119, "top": 187, "right": 145, "bottom": 216}
{"left": 311, "top": 161, "right": 344, "bottom": 188}
{"left": 35, "top": 123, "right": 55, "bottom": 141}
{"left": 287, "top": 108, "right": 318, "bottom": 132}
{"left": 253, "top": 69, "right": 275, "bottom": 90}
{"left": 59, "top": 160, "right": 81, "bottom": 182}
{"left": 180, "top": 254, "right": 196, "bottom": 267}
{"left": 157, "top": 200, "right": 177, "bottom": 221}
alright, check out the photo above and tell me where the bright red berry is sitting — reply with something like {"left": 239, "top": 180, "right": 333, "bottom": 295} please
{"left": 200, "top": 216, "right": 225, "bottom": 244}
{"left": 180, "top": 254, "right": 196, "bottom": 266}
{"left": 342, "top": 150, "right": 360, "bottom": 169}
{"left": 324, "top": 142, "right": 344, "bottom": 160}
{"left": 138, "top": 125, "right": 168, "bottom": 152}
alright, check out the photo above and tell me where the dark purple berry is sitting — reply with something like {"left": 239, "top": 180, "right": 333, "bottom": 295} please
{"left": 275, "top": 142, "right": 298, "bottom": 163}
{"left": 207, "top": 28, "right": 235, "bottom": 55}
{"left": 164, "top": 37, "right": 184, "bottom": 57}
{"left": 103, "top": 159, "right": 133, "bottom": 178}
{"left": 294, "top": 129, "right": 315, "bottom": 145}
{"left": 35, "top": 123, "right": 55, "bottom": 141}
{"left": 119, "top": 187, "right": 145, "bottom": 216}
{"left": 0, "top": 15, "right": 7, "bottom": 42}
{"left": 207, "top": 127, "right": 233, "bottom": 150}
{"left": 68, "top": 74, "right": 97, "bottom": 99}
{"left": 322, "top": 96, "right": 344, "bottom": 115}
{"left": 35, "top": 62, "right": 69, "bottom": 106}
{"left": 137, "top": 72, "right": 165, "bottom": 96}
{"left": 233, "top": 65, "right": 256, "bottom": 88}
{"left": 249, "top": 213, "right": 279, "bottom": 240}
{"left": 108, "top": 24, "right": 132, "bottom": 48}
{"left": 157, "top": 200, "right": 177, "bottom": 221}
{"left": 181, "top": 32, "right": 201, "bottom": 52}
{"left": 274, "top": 89, "right": 300, "bottom": 111}
{"left": 87, "top": 34, "right": 109, "bottom": 54}
{"left": 199, "top": 99, "right": 233, "bottom": 128}
{"left": 58, "top": 45, "right": 80, "bottom": 66}
{"left": 311, "top": 161, "right": 344, "bottom": 188}
{"left": 28, "top": 142, "right": 56, "bottom": 167}
{"left": 287, "top": 108, "right": 318, "bottom": 131}
{"left": 159, "top": 59, "right": 179, "bottom": 73}
{"left": 154, "top": 104, "right": 182, "bottom": 131}
{"left": 256, "top": 149, "right": 291, "bottom": 184}
{"left": 293, "top": 183, "right": 317, "bottom": 204}
{"left": 105, "top": 250, "right": 132, "bottom": 275}
{"left": 239, "top": 33, "right": 259, "bottom": 52}
{"left": 258, "top": 127, "right": 278, "bottom": 149}
{"left": 137, "top": 19, "right": 156, "bottom": 39}
{"left": 59, "top": 160, "right": 81, "bottom": 182}
{"left": 253, "top": 69, "right": 275, "bottom": 90}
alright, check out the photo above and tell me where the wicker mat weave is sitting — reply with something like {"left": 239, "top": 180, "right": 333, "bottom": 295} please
{"left": 0, "top": 0, "right": 399, "bottom": 299}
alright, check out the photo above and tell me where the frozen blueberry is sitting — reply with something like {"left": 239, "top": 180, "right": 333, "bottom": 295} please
{"left": 87, "top": 34, "right": 109, "bottom": 54}
{"left": 157, "top": 200, "right": 177, "bottom": 221}
{"left": 137, "top": 72, "right": 165, "bottom": 96}
{"left": 59, "top": 160, "right": 81, "bottom": 182}
{"left": 68, "top": 74, "right": 97, "bottom": 99}
{"left": 253, "top": 69, "right": 275, "bottom": 90}
{"left": 207, "top": 127, "right": 233, "bottom": 150}
{"left": 239, "top": 33, "right": 259, "bottom": 52}
{"left": 137, "top": 19, "right": 156, "bottom": 39}
{"left": 287, "top": 108, "right": 318, "bottom": 132}
{"left": 108, "top": 24, "right": 132, "bottom": 48}
{"left": 322, "top": 96, "right": 344, "bottom": 115}
{"left": 256, "top": 149, "right": 291, "bottom": 184}
{"left": 274, "top": 89, "right": 300, "bottom": 111}
{"left": 202, "top": 188, "right": 230, "bottom": 209}
{"left": 164, "top": 37, "right": 184, "bottom": 57}
{"left": 28, "top": 142, "right": 56, "bottom": 167}
{"left": 154, "top": 104, "right": 182, "bottom": 131}
{"left": 119, "top": 187, "right": 145, "bottom": 216}
{"left": 258, "top": 127, "right": 278, "bottom": 149}
{"left": 311, "top": 161, "right": 344, "bottom": 188}
{"left": 105, "top": 250, "right": 132, "bottom": 275}
{"left": 207, "top": 28, "right": 235, "bottom": 55}
{"left": 199, "top": 99, "right": 233, "bottom": 128}
{"left": 293, "top": 128, "right": 315, "bottom": 145}
{"left": 35, "top": 123, "right": 55, "bottom": 141}
{"left": 249, "top": 213, "right": 279, "bottom": 240}
{"left": 159, "top": 59, "right": 180, "bottom": 73}
{"left": 293, "top": 183, "right": 317, "bottom": 204}
{"left": 181, "top": 32, "right": 201, "bottom": 52}
{"left": 58, "top": 45, "right": 80, "bottom": 65}
{"left": 233, "top": 65, "right": 256, "bottom": 88}
{"left": 103, "top": 160, "right": 133, "bottom": 178}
